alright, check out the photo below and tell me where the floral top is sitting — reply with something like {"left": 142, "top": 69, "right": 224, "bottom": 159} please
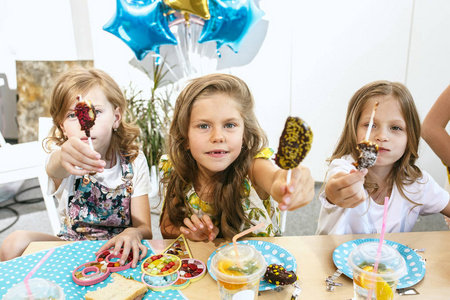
{"left": 58, "top": 154, "right": 134, "bottom": 241}
{"left": 159, "top": 148, "right": 281, "bottom": 237}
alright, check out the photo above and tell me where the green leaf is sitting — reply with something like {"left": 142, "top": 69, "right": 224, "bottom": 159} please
{"left": 125, "top": 57, "right": 175, "bottom": 169}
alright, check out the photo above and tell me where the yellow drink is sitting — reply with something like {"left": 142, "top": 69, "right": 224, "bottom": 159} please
{"left": 353, "top": 265, "right": 396, "bottom": 300}
{"left": 211, "top": 244, "right": 266, "bottom": 300}
{"left": 348, "top": 243, "right": 407, "bottom": 300}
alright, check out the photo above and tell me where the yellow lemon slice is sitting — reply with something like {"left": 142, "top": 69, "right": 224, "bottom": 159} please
{"left": 359, "top": 266, "right": 374, "bottom": 288}
{"left": 376, "top": 279, "right": 394, "bottom": 300}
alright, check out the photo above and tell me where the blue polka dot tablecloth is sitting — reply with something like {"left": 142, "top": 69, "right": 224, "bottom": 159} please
{"left": 332, "top": 238, "right": 426, "bottom": 289}
{"left": 0, "top": 240, "right": 187, "bottom": 299}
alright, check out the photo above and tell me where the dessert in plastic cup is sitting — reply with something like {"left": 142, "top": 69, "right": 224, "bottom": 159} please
{"left": 4, "top": 278, "right": 65, "bottom": 300}
{"left": 348, "top": 242, "right": 407, "bottom": 300}
{"left": 210, "top": 244, "right": 267, "bottom": 300}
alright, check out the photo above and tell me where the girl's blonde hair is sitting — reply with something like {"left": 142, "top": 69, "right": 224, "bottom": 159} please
{"left": 161, "top": 73, "right": 268, "bottom": 239}
{"left": 46, "top": 67, "right": 140, "bottom": 162}
{"left": 330, "top": 80, "right": 422, "bottom": 200}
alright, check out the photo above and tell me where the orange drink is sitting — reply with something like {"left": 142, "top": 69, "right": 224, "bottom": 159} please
{"left": 349, "top": 242, "right": 407, "bottom": 300}
{"left": 210, "top": 244, "right": 266, "bottom": 300}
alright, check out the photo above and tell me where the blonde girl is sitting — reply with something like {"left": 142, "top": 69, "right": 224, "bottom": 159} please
{"left": 160, "top": 73, "right": 314, "bottom": 241}
{"left": 0, "top": 67, "right": 152, "bottom": 267}
{"left": 316, "top": 80, "right": 450, "bottom": 235}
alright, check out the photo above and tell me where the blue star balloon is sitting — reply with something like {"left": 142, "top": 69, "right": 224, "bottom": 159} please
{"left": 103, "top": 0, "right": 177, "bottom": 60}
{"left": 198, "top": 0, "right": 264, "bottom": 53}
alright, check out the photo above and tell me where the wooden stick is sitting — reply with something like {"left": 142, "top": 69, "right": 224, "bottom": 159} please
{"left": 364, "top": 102, "right": 379, "bottom": 141}
{"left": 280, "top": 169, "right": 292, "bottom": 233}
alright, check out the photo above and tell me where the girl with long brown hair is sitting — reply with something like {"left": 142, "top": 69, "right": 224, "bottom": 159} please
{"left": 159, "top": 73, "right": 314, "bottom": 241}
{"left": 316, "top": 80, "right": 450, "bottom": 235}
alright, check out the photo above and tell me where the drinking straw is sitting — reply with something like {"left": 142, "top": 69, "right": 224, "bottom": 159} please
{"left": 280, "top": 169, "right": 292, "bottom": 233}
{"left": 24, "top": 248, "right": 55, "bottom": 300}
{"left": 232, "top": 222, "right": 265, "bottom": 268}
{"left": 366, "top": 196, "right": 389, "bottom": 300}
{"left": 365, "top": 102, "right": 379, "bottom": 141}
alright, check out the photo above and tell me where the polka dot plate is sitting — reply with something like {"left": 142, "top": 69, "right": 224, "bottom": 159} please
{"left": 332, "top": 238, "right": 425, "bottom": 289}
{"left": 207, "top": 240, "right": 297, "bottom": 291}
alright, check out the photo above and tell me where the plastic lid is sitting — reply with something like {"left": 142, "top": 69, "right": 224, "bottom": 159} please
{"left": 348, "top": 242, "right": 407, "bottom": 279}
{"left": 210, "top": 244, "right": 267, "bottom": 283}
{"left": 4, "top": 278, "right": 65, "bottom": 300}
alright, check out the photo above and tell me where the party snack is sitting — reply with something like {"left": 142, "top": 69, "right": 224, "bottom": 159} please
{"left": 85, "top": 273, "right": 148, "bottom": 300}
{"left": 264, "top": 264, "right": 297, "bottom": 286}
{"left": 75, "top": 95, "right": 96, "bottom": 137}
{"left": 72, "top": 248, "right": 133, "bottom": 286}
{"left": 163, "top": 234, "right": 192, "bottom": 259}
{"left": 353, "top": 141, "right": 379, "bottom": 170}
{"left": 353, "top": 102, "right": 379, "bottom": 170}
{"left": 141, "top": 254, "right": 181, "bottom": 276}
{"left": 274, "top": 116, "right": 313, "bottom": 169}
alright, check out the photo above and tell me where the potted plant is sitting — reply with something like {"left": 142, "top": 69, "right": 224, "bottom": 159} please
{"left": 125, "top": 58, "right": 174, "bottom": 203}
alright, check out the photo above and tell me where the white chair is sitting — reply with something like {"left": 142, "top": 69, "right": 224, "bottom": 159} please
{"left": 0, "top": 117, "right": 60, "bottom": 234}
{"left": 38, "top": 117, "right": 60, "bottom": 235}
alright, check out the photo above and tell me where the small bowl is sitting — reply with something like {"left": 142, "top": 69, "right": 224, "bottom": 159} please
{"left": 72, "top": 248, "right": 132, "bottom": 286}
{"left": 141, "top": 254, "right": 181, "bottom": 277}
{"left": 141, "top": 273, "right": 179, "bottom": 291}
{"left": 179, "top": 258, "right": 206, "bottom": 282}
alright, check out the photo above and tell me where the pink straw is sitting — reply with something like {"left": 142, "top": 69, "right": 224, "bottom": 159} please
{"left": 24, "top": 248, "right": 55, "bottom": 300}
{"left": 366, "top": 196, "right": 389, "bottom": 300}
{"left": 232, "top": 222, "right": 265, "bottom": 268}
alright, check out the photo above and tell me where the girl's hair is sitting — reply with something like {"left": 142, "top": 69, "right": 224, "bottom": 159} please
{"left": 45, "top": 67, "right": 140, "bottom": 162}
{"left": 330, "top": 80, "right": 422, "bottom": 201}
{"left": 162, "top": 73, "right": 268, "bottom": 239}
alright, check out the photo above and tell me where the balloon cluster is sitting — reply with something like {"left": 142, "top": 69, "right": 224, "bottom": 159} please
{"left": 103, "top": 0, "right": 264, "bottom": 61}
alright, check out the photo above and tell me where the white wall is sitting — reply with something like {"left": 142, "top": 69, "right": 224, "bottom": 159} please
{"left": 1, "top": 0, "right": 450, "bottom": 187}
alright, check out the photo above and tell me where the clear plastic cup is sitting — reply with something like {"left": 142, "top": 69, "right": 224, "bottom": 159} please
{"left": 348, "top": 242, "right": 407, "bottom": 300}
{"left": 3, "top": 278, "right": 65, "bottom": 300}
{"left": 210, "top": 244, "right": 267, "bottom": 300}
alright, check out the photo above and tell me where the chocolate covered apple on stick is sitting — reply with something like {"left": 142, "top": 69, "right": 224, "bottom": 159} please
{"left": 353, "top": 102, "right": 379, "bottom": 170}
{"left": 75, "top": 95, "right": 97, "bottom": 181}
{"left": 274, "top": 116, "right": 313, "bottom": 233}
{"left": 75, "top": 95, "right": 96, "bottom": 150}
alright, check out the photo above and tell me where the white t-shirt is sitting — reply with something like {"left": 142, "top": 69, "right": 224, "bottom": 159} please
{"left": 316, "top": 155, "right": 450, "bottom": 235}
{"left": 46, "top": 151, "right": 151, "bottom": 225}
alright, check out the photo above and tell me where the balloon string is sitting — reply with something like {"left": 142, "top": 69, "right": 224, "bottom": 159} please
{"left": 156, "top": 55, "right": 180, "bottom": 81}
{"left": 185, "top": 22, "right": 193, "bottom": 75}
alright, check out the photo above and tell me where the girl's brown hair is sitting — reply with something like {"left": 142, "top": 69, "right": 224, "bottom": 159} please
{"left": 46, "top": 67, "right": 140, "bottom": 162}
{"left": 161, "top": 73, "right": 268, "bottom": 239}
{"left": 330, "top": 80, "right": 422, "bottom": 201}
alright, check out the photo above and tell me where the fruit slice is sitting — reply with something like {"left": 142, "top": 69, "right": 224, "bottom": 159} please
{"left": 217, "top": 260, "right": 243, "bottom": 276}
{"left": 358, "top": 265, "right": 374, "bottom": 288}
{"left": 376, "top": 279, "right": 393, "bottom": 300}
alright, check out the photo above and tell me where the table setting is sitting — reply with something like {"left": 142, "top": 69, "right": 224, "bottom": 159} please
{"left": 0, "top": 230, "right": 448, "bottom": 299}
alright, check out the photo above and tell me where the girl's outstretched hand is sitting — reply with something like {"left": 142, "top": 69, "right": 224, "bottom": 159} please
{"left": 180, "top": 214, "right": 219, "bottom": 242}
{"left": 96, "top": 228, "right": 147, "bottom": 269}
{"left": 59, "top": 137, "right": 105, "bottom": 176}
{"left": 324, "top": 169, "right": 367, "bottom": 208}
{"left": 273, "top": 165, "right": 315, "bottom": 211}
